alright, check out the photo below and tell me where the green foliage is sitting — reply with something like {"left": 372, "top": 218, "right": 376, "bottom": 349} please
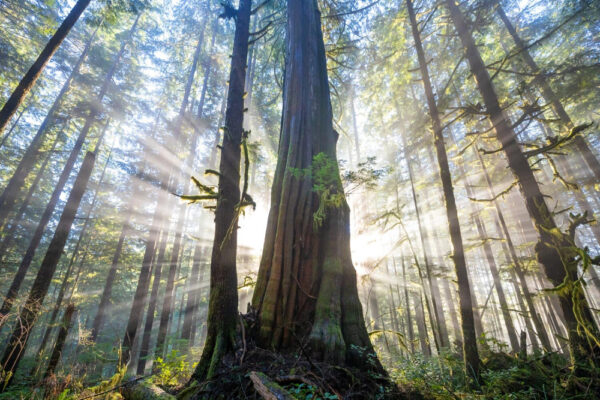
{"left": 289, "top": 152, "right": 346, "bottom": 229}
{"left": 151, "top": 350, "right": 197, "bottom": 388}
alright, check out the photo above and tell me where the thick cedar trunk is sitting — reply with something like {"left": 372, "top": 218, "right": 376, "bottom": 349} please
{"left": 0, "top": 149, "right": 98, "bottom": 387}
{"left": 0, "top": 22, "right": 99, "bottom": 230}
{"left": 0, "top": 128, "right": 63, "bottom": 262}
{"left": 250, "top": 0, "right": 378, "bottom": 368}
{"left": 407, "top": 0, "right": 480, "bottom": 375}
{"left": 0, "top": 18, "right": 137, "bottom": 325}
{"left": 495, "top": 5, "right": 600, "bottom": 182}
{"left": 191, "top": 0, "right": 251, "bottom": 381}
{"left": 43, "top": 303, "right": 76, "bottom": 379}
{"left": 0, "top": 0, "right": 91, "bottom": 134}
{"left": 445, "top": 0, "right": 599, "bottom": 367}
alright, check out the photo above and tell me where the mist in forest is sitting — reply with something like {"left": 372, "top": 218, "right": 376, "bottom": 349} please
{"left": 0, "top": 0, "right": 598, "bottom": 398}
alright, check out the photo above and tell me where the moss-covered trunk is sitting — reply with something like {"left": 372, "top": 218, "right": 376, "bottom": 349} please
{"left": 191, "top": 0, "right": 251, "bottom": 381}
{"left": 250, "top": 0, "right": 380, "bottom": 369}
{"left": 444, "top": 0, "right": 599, "bottom": 370}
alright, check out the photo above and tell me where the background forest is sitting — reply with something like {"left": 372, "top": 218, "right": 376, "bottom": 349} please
{"left": 0, "top": 0, "right": 599, "bottom": 398}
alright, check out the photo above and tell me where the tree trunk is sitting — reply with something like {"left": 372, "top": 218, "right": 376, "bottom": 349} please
{"left": 495, "top": 4, "right": 600, "bottom": 182}
{"left": 0, "top": 148, "right": 99, "bottom": 387}
{"left": 407, "top": 0, "right": 480, "bottom": 376}
{"left": 0, "top": 103, "right": 29, "bottom": 148}
{"left": 190, "top": 0, "right": 251, "bottom": 381}
{"left": 137, "top": 227, "right": 169, "bottom": 375}
{"left": 399, "top": 256, "right": 415, "bottom": 354}
{"left": 121, "top": 184, "right": 169, "bottom": 367}
{"left": 0, "top": 128, "right": 64, "bottom": 263}
{"left": 475, "top": 148, "right": 552, "bottom": 350}
{"left": 0, "top": 20, "right": 99, "bottom": 230}
{"left": 414, "top": 292, "right": 431, "bottom": 356}
{"left": 0, "top": 17, "right": 138, "bottom": 326}
{"left": 0, "top": 0, "right": 91, "bottom": 134}
{"left": 250, "top": 0, "right": 380, "bottom": 370}
{"left": 154, "top": 16, "right": 208, "bottom": 360}
{"left": 34, "top": 144, "right": 110, "bottom": 368}
{"left": 181, "top": 242, "right": 203, "bottom": 343}
{"left": 445, "top": 0, "right": 599, "bottom": 368}
{"left": 43, "top": 303, "right": 76, "bottom": 379}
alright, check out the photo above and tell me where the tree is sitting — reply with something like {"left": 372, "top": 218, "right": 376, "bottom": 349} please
{"left": 0, "top": 0, "right": 92, "bottom": 134}
{"left": 444, "top": 0, "right": 599, "bottom": 370}
{"left": 190, "top": 0, "right": 252, "bottom": 381}
{"left": 406, "top": 0, "right": 480, "bottom": 377}
{"left": 250, "top": 0, "right": 380, "bottom": 369}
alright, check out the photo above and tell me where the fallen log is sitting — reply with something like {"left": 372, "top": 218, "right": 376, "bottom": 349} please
{"left": 249, "top": 371, "right": 296, "bottom": 400}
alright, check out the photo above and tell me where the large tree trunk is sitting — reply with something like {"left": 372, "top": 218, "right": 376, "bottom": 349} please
{"left": 0, "top": 21, "right": 99, "bottom": 231}
{"left": 0, "top": 18, "right": 138, "bottom": 326}
{"left": 444, "top": 0, "right": 599, "bottom": 368}
{"left": 190, "top": 0, "right": 251, "bottom": 381}
{"left": 251, "top": 0, "right": 380, "bottom": 369}
{"left": 0, "top": 0, "right": 91, "bottom": 134}
{"left": 406, "top": 0, "right": 480, "bottom": 376}
{"left": 0, "top": 147, "right": 99, "bottom": 388}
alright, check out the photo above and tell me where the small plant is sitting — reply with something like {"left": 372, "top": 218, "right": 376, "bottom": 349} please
{"left": 152, "top": 350, "right": 197, "bottom": 387}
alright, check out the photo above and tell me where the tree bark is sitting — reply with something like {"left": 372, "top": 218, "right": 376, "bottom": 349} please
{"left": 0, "top": 0, "right": 91, "bottom": 134}
{"left": 0, "top": 128, "right": 64, "bottom": 263}
{"left": 0, "top": 148, "right": 98, "bottom": 387}
{"left": 181, "top": 242, "right": 203, "bottom": 343}
{"left": 250, "top": 0, "right": 380, "bottom": 369}
{"left": 0, "top": 17, "right": 138, "bottom": 326}
{"left": 0, "top": 20, "right": 99, "bottom": 230}
{"left": 445, "top": 0, "right": 599, "bottom": 367}
{"left": 190, "top": 0, "right": 251, "bottom": 381}
{"left": 406, "top": 0, "right": 480, "bottom": 375}
{"left": 43, "top": 303, "right": 76, "bottom": 379}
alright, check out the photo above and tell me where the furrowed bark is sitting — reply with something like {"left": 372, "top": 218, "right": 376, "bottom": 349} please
{"left": 250, "top": 0, "right": 380, "bottom": 369}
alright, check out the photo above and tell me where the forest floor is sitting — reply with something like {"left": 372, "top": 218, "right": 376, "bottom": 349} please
{"left": 2, "top": 341, "right": 599, "bottom": 399}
